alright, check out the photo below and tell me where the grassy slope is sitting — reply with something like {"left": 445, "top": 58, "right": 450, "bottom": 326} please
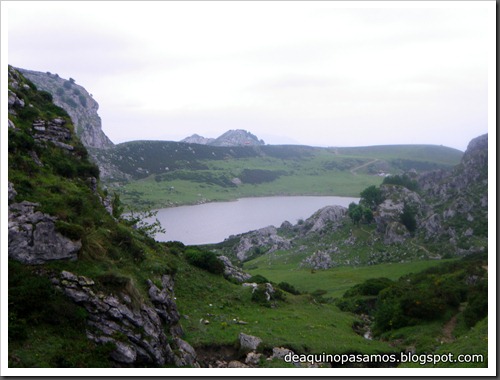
{"left": 245, "top": 259, "right": 456, "bottom": 299}
{"left": 104, "top": 143, "right": 462, "bottom": 210}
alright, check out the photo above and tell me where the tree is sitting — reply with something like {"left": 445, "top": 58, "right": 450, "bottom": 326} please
{"left": 348, "top": 202, "right": 363, "bottom": 225}
{"left": 360, "top": 185, "right": 384, "bottom": 210}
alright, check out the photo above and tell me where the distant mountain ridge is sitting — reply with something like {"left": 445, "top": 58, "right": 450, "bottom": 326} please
{"left": 181, "top": 129, "right": 265, "bottom": 146}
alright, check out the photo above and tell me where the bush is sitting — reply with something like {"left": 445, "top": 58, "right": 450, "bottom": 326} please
{"left": 278, "top": 282, "right": 301, "bottom": 295}
{"left": 463, "top": 279, "right": 487, "bottom": 327}
{"left": 344, "top": 277, "right": 394, "bottom": 298}
{"left": 248, "top": 274, "right": 269, "bottom": 284}
{"left": 185, "top": 248, "right": 225, "bottom": 275}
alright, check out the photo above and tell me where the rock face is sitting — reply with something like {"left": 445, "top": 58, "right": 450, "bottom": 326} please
{"left": 17, "top": 68, "right": 114, "bottom": 150}
{"left": 53, "top": 271, "right": 198, "bottom": 367}
{"left": 8, "top": 199, "right": 81, "bottom": 264}
{"left": 16, "top": 68, "right": 129, "bottom": 181}
{"left": 181, "top": 129, "right": 265, "bottom": 147}
{"left": 415, "top": 134, "right": 488, "bottom": 250}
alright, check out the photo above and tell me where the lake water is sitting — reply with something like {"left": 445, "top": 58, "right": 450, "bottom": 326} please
{"left": 147, "top": 196, "right": 359, "bottom": 245}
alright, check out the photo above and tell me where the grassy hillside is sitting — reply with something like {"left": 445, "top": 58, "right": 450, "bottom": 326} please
{"left": 8, "top": 66, "right": 486, "bottom": 370}
{"left": 97, "top": 141, "right": 462, "bottom": 210}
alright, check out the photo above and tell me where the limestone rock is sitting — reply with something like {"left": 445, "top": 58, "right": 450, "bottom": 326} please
{"left": 8, "top": 200, "right": 81, "bottom": 264}
{"left": 245, "top": 352, "right": 262, "bottom": 365}
{"left": 302, "top": 205, "right": 347, "bottom": 234}
{"left": 8, "top": 182, "right": 17, "bottom": 203}
{"left": 383, "top": 222, "right": 410, "bottom": 244}
{"left": 239, "top": 333, "right": 262, "bottom": 354}
{"left": 301, "top": 250, "right": 333, "bottom": 270}
{"left": 53, "top": 270, "right": 198, "bottom": 367}
{"left": 18, "top": 68, "right": 114, "bottom": 150}
{"left": 218, "top": 255, "right": 251, "bottom": 283}
{"left": 235, "top": 226, "right": 291, "bottom": 262}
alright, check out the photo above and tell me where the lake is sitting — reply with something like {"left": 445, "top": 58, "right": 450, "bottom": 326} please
{"left": 145, "top": 196, "right": 359, "bottom": 245}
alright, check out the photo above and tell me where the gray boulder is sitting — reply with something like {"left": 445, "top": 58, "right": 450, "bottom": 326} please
{"left": 8, "top": 200, "right": 81, "bottom": 264}
{"left": 239, "top": 333, "right": 262, "bottom": 354}
{"left": 218, "top": 255, "right": 252, "bottom": 282}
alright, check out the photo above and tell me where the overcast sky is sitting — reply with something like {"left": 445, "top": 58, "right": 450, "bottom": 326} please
{"left": 4, "top": 1, "right": 494, "bottom": 151}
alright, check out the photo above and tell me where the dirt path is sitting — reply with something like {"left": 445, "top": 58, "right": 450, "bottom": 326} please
{"left": 350, "top": 159, "right": 379, "bottom": 175}
{"left": 409, "top": 240, "right": 441, "bottom": 259}
{"left": 441, "top": 314, "right": 459, "bottom": 343}
{"left": 440, "top": 304, "right": 466, "bottom": 343}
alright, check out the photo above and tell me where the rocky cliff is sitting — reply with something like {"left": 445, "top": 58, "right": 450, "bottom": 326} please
{"left": 17, "top": 68, "right": 114, "bottom": 150}
{"left": 8, "top": 66, "right": 198, "bottom": 367}
{"left": 16, "top": 68, "right": 133, "bottom": 180}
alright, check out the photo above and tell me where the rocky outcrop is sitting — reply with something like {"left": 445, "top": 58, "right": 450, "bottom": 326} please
{"left": 301, "top": 250, "right": 333, "bottom": 270}
{"left": 414, "top": 134, "right": 488, "bottom": 251}
{"left": 300, "top": 205, "right": 346, "bottom": 235}
{"left": 212, "top": 129, "right": 265, "bottom": 147}
{"left": 32, "top": 118, "right": 75, "bottom": 151}
{"left": 218, "top": 255, "right": 252, "bottom": 282}
{"left": 8, "top": 200, "right": 81, "bottom": 264}
{"left": 17, "top": 68, "right": 114, "bottom": 150}
{"left": 53, "top": 271, "right": 198, "bottom": 367}
{"left": 181, "top": 134, "right": 215, "bottom": 145}
{"left": 383, "top": 222, "right": 410, "bottom": 244}
{"left": 181, "top": 129, "right": 265, "bottom": 147}
{"left": 235, "top": 226, "right": 291, "bottom": 262}
{"left": 372, "top": 184, "right": 424, "bottom": 243}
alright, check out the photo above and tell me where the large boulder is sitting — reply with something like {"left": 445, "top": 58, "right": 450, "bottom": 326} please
{"left": 239, "top": 333, "right": 262, "bottom": 354}
{"left": 8, "top": 200, "right": 81, "bottom": 264}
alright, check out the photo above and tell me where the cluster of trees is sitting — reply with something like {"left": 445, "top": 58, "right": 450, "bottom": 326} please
{"left": 347, "top": 185, "right": 383, "bottom": 225}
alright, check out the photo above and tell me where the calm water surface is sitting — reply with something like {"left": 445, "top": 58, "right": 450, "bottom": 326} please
{"left": 148, "top": 196, "right": 359, "bottom": 245}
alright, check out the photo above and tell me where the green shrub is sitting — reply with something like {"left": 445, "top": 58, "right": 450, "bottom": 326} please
{"left": 248, "top": 274, "right": 269, "bottom": 284}
{"left": 343, "top": 277, "right": 394, "bottom": 297}
{"left": 185, "top": 248, "right": 225, "bottom": 275}
{"left": 278, "top": 281, "right": 301, "bottom": 295}
{"left": 463, "top": 279, "right": 487, "bottom": 327}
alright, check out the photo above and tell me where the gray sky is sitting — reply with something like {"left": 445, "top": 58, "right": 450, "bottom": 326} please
{"left": 4, "top": 1, "right": 494, "bottom": 151}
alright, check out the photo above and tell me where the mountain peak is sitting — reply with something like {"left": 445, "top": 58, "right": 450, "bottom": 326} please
{"left": 181, "top": 129, "right": 265, "bottom": 147}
